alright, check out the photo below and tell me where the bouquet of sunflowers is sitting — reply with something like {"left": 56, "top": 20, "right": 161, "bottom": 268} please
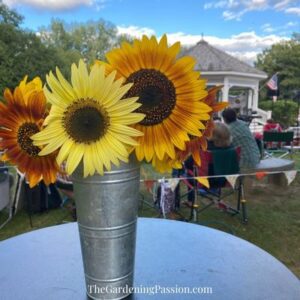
{"left": 0, "top": 35, "right": 226, "bottom": 187}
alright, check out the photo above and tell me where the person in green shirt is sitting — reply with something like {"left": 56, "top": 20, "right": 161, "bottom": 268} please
{"left": 222, "top": 108, "right": 260, "bottom": 170}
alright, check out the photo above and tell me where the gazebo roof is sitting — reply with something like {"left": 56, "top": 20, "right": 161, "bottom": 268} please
{"left": 183, "top": 40, "right": 267, "bottom": 77}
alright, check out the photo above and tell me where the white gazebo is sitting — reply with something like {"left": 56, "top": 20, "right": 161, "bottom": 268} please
{"left": 183, "top": 40, "right": 271, "bottom": 124}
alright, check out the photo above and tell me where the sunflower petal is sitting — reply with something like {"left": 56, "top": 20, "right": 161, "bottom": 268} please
{"left": 66, "top": 143, "right": 85, "bottom": 175}
{"left": 38, "top": 134, "right": 68, "bottom": 156}
{"left": 56, "top": 139, "right": 74, "bottom": 165}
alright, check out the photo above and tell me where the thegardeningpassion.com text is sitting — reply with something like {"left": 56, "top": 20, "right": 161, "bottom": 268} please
{"left": 88, "top": 284, "right": 213, "bottom": 296}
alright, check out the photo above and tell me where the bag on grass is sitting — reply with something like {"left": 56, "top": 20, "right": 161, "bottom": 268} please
{"left": 159, "top": 180, "right": 175, "bottom": 217}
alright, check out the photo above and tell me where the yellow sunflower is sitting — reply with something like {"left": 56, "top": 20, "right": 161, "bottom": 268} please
{"left": 0, "top": 85, "right": 59, "bottom": 188}
{"left": 32, "top": 60, "right": 145, "bottom": 177}
{"left": 96, "top": 35, "right": 211, "bottom": 163}
{"left": 175, "top": 86, "right": 228, "bottom": 166}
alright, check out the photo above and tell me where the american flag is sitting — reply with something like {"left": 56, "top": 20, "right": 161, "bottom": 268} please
{"left": 266, "top": 73, "right": 278, "bottom": 91}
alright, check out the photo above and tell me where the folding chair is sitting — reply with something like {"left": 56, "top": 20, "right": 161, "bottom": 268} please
{"left": 185, "top": 147, "right": 247, "bottom": 223}
{"left": 263, "top": 131, "right": 294, "bottom": 158}
{"left": 0, "top": 167, "right": 13, "bottom": 229}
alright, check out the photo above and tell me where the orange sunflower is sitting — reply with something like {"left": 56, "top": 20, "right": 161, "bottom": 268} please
{"left": 175, "top": 86, "right": 228, "bottom": 166}
{"left": 0, "top": 82, "right": 59, "bottom": 188}
{"left": 96, "top": 35, "right": 211, "bottom": 163}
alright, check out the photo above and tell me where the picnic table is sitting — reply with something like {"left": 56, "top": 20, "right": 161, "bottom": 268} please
{"left": 252, "top": 157, "right": 295, "bottom": 185}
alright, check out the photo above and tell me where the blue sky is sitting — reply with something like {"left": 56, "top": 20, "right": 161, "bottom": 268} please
{"left": 3, "top": 0, "right": 300, "bottom": 64}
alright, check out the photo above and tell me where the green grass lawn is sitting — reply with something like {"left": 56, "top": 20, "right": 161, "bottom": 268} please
{"left": 1, "top": 154, "right": 300, "bottom": 278}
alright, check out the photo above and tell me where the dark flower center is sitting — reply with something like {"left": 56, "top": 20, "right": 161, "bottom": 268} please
{"left": 18, "top": 123, "right": 40, "bottom": 157}
{"left": 125, "top": 69, "right": 176, "bottom": 126}
{"left": 63, "top": 98, "right": 109, "bottom": 144}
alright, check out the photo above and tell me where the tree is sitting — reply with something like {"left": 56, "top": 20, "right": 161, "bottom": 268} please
{"left": 0, "top": 4, "right": 82, "bottom": 94}
{"left": 0, "top": 6, "right": 131, "bottom": 95}
{"left": 39, "top": 19, "right": 123, "bottom": 64}
{"left": 0, "top": 23, "right": 80, "bottom": 94}
{"left": 0, "top": 0, "right": 23, "bottom": 27}
{"left": 255, "top": 34, "right": 300, "bottom": 100}
{"left": 0, "top": 23, "right": 59, "bottom": 93}
{"left": 259, "top": 100, "right": 298, "bottom": 128}
{"left": 116, "top": 33, "right": 133, "bottom": 45}
{"left": 292, "top": 32, "right": 300, "bottom": 42}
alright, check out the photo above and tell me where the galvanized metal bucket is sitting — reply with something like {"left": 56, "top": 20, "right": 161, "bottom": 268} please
{"left": 72, "top": 157, "right": 140, "bottom": 300}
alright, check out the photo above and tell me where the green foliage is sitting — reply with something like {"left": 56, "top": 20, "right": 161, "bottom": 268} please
{"left": 0, "top": 6, "right": 122, "bottom": 95}
{"left": 39, "top": 19, "right": 123, "bottom": 65}
{"left": 0, "top": 5, "right": 83, "bottom": 95}
{"left": 117, "top": 34, "right": 134, "bottom": 45}
{"left": 259, "top": 100, "right": 298, "bottom": 128}
{"left": 0, "top": 0, "right": 23, "bottom": 27}
{"left": 255, "top": 34, "right": 300, "bottom": 100}
{"left": 0, "top": 22, "right": 79, "bottom": 95}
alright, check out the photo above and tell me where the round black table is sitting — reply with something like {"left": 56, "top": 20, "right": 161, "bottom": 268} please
{"left": 0, "top": 218, "right": 299, "bottom": 299}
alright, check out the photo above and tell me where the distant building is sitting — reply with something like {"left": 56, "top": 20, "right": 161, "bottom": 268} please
{"left": 183, "top": 40, "right": 271, "bottom": 125}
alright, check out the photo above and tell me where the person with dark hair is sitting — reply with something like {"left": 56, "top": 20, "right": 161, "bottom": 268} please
{"left": 222, "top": 108, "right": 260, "bottom": 170}
{"left": 222, "top": 108, "right": 237, "bottom": 123}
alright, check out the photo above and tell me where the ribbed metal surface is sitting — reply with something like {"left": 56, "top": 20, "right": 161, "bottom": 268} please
{"left": 72, "top": 157, "right": 140, "bottom": 300}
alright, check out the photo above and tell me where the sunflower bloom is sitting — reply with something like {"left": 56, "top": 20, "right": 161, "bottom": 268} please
{"left": 0, "top": 86, "right": 59, "bottom": 188}
{"left": 19, "top": 76, "right": 43, "bottom": 104}
{"left": 175, "top": 86, "right": 228, "bottom": 166}
{"left": 32, "top": 60, "right": 145, "bottom": 177}
{"left": 97, "top": 35, "right": 211, "bottom": 163}
{"left": 151, "top": 154, "right": 183, "bottom": 173}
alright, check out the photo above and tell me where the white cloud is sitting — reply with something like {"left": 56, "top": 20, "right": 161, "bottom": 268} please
{"left": 227, "top": 51, "right": 260, "bottom": 64}
{"left": 274, "top": 0, "right": 294, "bottom": 10}
{"left": 3, "top": 0, "right": 106, "bottom": 11}
{"left": 285, "top": 7, "right": 300, "bottom": 15}
{"left": 261, "top": 23, "right": 275, "bottom": 32}
{"left": 117, "top": 25, "right": 156, "bottom": 38}
{"left": 204, "top": 1, "right": 228, "bottom": 9}
{"left": 116, "top": 26, "right": 290, "bottom": 65}
{"left": 222, "top": 9, "right": 247, "bottom": 20}
{"left": 203, "top": 0, "right": 299, "bottom": 20}
{"left": 181, "top": 31, "right": 289, "bottom": 65}
{"left": 285, "top": 21, "right": 298, "bottom": 27}
{"left": 261, "top": 20, "right": 298, "bottom": 33}
{"left": 263, "top": 27, "right": 276, "bottom": 33}
{"left": 261, "top": 23, "right": 272, "bottom": 28}
{"left": 204, "top": 0, "right": 269, "bottom": 20}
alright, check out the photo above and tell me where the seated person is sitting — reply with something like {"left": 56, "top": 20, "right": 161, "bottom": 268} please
{"left": 222, "top": 108, "right": 260, "bottom": 171}
{"left": 263, "top": 118, "right": 282, "bottom": 132}
{"left": 263, "top": 118, "right": 283, "bottom": 149}
{"left": 207, "top": 121, "right": 233, "bottom": 150}
{"left": 202, "top": 122, "right": 238, "bottom": 191}
{"left": 183, "top": 122, "right": 234, "bottom": 207}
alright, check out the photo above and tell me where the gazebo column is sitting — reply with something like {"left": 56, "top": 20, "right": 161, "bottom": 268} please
{"left": 222, "top": 77, "right": 230, "bottom": 102}
{"left": 253, "top": 86, "right": 259, "bottom": 110}
{"left": 248, "top": 89, "right": 253, "bottom": 111}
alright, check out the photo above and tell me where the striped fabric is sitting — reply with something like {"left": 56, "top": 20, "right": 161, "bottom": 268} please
{"left": 228, "top": 120, "right": 260, "bottom": 169}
